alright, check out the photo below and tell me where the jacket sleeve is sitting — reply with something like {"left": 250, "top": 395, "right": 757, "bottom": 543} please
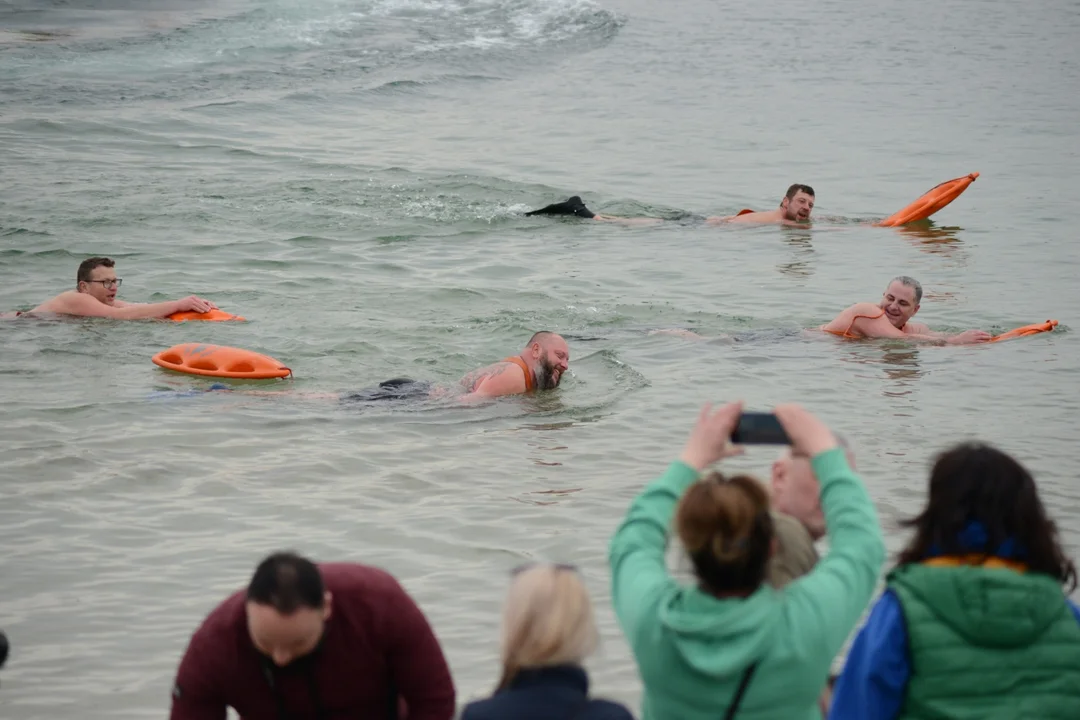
{"left": 384, "top": 582, "right": 456, "bottom": 720}
{"left": 827, "top": 590, "right": 910, "bottom": 720}
{"left": 608, "top": 460, "right": 700, "bottom": 643}
{"left": 169, "top": 624, "right": 228, "bottom": 720}
{"left": 784, "top": 448, "right": 886, "bottom": 661}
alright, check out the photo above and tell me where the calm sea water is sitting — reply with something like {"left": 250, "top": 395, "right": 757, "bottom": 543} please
{"left": 2, "top": 0, "right": 1079, "bottom": 717}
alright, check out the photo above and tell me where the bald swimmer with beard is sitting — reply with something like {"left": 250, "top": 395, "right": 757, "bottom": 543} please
{"left": 456, "top": 330, "right": 570, "bottom": 397}
{"left": 181, "top": 332, "right": 572, "bottom": 404}
{"left": 286, "top": 331, "right": 571, "bottom": 404}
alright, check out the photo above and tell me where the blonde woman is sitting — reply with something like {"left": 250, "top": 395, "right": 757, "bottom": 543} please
{"left": 461, "top": 563, "right": 634, "bottom": 720}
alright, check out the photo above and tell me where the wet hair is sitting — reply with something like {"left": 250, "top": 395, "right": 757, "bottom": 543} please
{"left": 897, "top": 442, "right": 1077, "bottom": 592}
{"left": 676, "top": 473, "right": 775, "bottom": 595}
{"left": 889, "top": 276, "right": 922, "bottom": 304}
{"left": 496, "top": 564, "right": 598, "bottom": 691}
{"left": 784, "top": 184, "right": 815, "bottom": 202}
{"left": 77, "top": 257, "right": 114, "bottom": 285}
{"left": 246, "top": 551, "right": 326, "bottom": 613}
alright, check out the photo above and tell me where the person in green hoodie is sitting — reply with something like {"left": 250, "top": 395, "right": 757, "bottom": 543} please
{"left": 608, "top": 401, "right": 886, "bottom": 720}
{"left": 827, "top": 442, "right": 1080, "bottom": 720}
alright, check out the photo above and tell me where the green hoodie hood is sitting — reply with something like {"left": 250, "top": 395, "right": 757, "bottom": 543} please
{"left": 653, "top": 584, "right": 780, "bottom": 676}
{"left": 889, "top": 563, "right": 1067, "bottom": 649}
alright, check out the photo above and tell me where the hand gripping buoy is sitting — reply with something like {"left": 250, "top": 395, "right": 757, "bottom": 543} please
{"left": 167, "top": 309, "right": 246, "bottom": 322}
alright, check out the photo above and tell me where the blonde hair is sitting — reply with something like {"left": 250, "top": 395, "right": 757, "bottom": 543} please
{"left": 676, "top": 472, "right": 774, "bottom": 594}
{"left": 496, "top": 564, "right": 599, "bottom": 690}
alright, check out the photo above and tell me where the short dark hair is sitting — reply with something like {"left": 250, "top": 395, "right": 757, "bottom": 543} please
{"left": 527, "top": 330, "right": 555, "bottom": 346}
{"left": 77, "top": 257, "right": 114, "bottom": 285}
{"left": 897, "top": 442, "right": 1077, "bottom": 592}
{"left": 246, "top": 552, "right": 326, "bottom": 613}
{"left": 784, "top": 184, "right": 815, "bottom": 201}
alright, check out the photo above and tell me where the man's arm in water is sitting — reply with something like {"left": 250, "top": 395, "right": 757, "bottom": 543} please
{"left": 41, "top": 293, "right": 215, "bottom": 320}
{"left": 705, "top": 209, "right": 805, "bottom": 226}
{"left": 464, "top": 363, "right": 528, "bottom": 398}
{"left": 591, "top": 214, "right": 665, "bottom": 226}
{"left": 853, "top": 315, "right": 991, "bottom": 345}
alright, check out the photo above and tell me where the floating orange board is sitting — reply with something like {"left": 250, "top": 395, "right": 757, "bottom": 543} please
{"left": 167, "top": 309, "right": 246, "bottom": 322}
{"left": 988, "top": 319, "right": 1058, "bottom": 343}
{"left": 875, "top": 172, "right": 979, "bottom": 227}
{"left": 152, "top": 343, "right": 291, "bottom": 379}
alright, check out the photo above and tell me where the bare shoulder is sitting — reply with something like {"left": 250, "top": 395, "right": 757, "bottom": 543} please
{"left": 728, "top": 209, "right": 782, "bottom": 224}
{"left": 903, "top": 322, "right": 931, "bottom": 335}
{"left": 459, "top": 360, "right": 510, "bottom": 392}
{"left": 30, "top": 291, "right": 79, "bottom": 314}
{"left": 821, "top": 302, "right": 863, "bottom": 329}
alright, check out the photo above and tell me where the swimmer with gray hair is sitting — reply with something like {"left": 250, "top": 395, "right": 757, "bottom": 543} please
{"left": 819, "top": 277, "right": 992, "bottom": 345}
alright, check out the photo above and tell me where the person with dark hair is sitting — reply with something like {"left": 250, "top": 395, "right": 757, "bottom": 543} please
{"left": 608, "top": 401, "right": 884, "bottom": 719}
{"left": 712, "top": 184, "right": 816, "bottom": 225}
{"left": 525, "top": 184, "right": 817, "bottom": 226}
{"left": 169, "top": 551, "right": 455, "bottom": 720}
{"left": 15, "top": 257, "right": 217, "bottom": 319}
{"left": 827, "top": 442, "right": 1080, "bottom": 720}
{"left": 820, "top": 276, "right": 991, "bottom": 344}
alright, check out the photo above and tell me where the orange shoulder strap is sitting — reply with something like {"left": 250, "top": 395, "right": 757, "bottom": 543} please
{"left": 502, "top": 356, "right": 534, "bottom": 392}
{"left": 824, "top": 308, "right": 886, "bottom": 339}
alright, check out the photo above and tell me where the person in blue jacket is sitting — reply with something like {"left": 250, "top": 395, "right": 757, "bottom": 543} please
{"left": 828, "top": 442, "right": 1080, "bottom": 720}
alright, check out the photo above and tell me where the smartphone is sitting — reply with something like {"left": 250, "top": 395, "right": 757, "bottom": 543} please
{"left": 731, "top": 412, "right": 791, "bottom": 445}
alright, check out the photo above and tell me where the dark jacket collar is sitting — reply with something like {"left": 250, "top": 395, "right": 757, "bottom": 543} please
{"left": 506, "top": 665, "right": 589, "bottom": 694}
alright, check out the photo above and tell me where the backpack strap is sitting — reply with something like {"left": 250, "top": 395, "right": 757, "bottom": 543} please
{"left": 723, "top": 662, "right": 759, "bottom": 720}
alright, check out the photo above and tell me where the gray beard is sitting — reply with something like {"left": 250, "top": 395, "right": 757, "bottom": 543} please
{"left": 536, "top": 359, "right": 559, "bottom": 390}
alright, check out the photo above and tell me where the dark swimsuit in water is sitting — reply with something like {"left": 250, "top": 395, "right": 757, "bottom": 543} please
{"left": 340, "top": 378, "right": 433, "bottom": 403}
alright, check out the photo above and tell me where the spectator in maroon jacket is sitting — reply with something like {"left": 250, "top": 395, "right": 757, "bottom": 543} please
{"left": 169, "top": 551, "right": 456, "bottom": 720}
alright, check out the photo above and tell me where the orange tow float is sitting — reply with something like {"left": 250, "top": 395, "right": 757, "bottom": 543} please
{"left": 167, "top": 308, "right": 246, "bottom": 322}
{"left": 152, "top": 343, "right": 291, "bottom": 379}
{"left": 875, "top": 172, "right": 979, "bottom": 227}
{"left": 988, "top": 320, "right": 1058, "bottom": 343}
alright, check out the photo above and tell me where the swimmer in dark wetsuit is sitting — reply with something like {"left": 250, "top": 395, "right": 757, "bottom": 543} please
{"left": 525, "top": 184, "right": 817, "bottom": 227}
{"left": 341, "top": 331, "right": 571, "bottom": 403}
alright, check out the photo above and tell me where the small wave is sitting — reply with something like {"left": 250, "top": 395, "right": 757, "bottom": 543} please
{"left": 1, "top": 227, "right": 53, "bottom": 239}
{"left": 361, "top": 72, "right": 505, "bottom": 94}
{"left": 1, "top": 0, "right": 622, "bottom": 108}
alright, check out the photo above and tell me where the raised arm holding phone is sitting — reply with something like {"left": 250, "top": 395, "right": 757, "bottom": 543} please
{"left": 608, "top": 401, "right": 885, "bottom": 720}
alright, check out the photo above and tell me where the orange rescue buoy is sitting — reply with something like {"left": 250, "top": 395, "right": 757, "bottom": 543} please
{"left": 875, "top": 172, "right": 979, "bottom": 227}
{"left": 167, "top": 309, "right": 246, "bottom": 322}
{"left": 151, "top": 343, "right": 291, "bottom": 379}
{"left": 988, "top": 319, "right": 1058, "bottom": 343}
